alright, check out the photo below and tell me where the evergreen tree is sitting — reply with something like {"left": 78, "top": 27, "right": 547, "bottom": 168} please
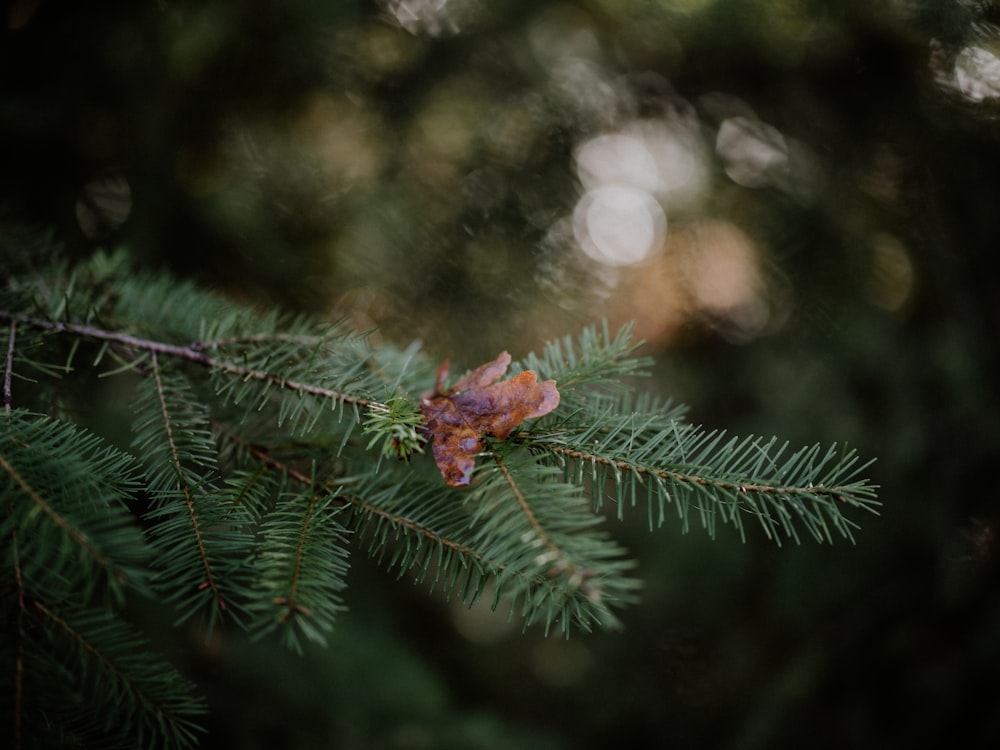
{"left": 1, "top": 249, "right": 878, "bottom": 749}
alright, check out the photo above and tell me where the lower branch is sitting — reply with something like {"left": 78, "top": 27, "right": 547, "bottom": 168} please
{"left": 235, "top": 436, "right": 492, "bottom": 569}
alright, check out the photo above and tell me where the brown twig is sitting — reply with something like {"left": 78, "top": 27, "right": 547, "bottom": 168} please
{"left": 0, "top": 311, "right": 375, "bottom": 409}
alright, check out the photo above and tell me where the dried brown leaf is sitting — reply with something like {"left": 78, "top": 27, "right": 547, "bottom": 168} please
{"left": 420, "top": 351, "right": 560, "bottom": 487}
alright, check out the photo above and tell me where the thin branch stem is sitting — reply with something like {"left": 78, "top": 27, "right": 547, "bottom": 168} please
{"left": 150, "top": 352, "right": 224, "bottom": 611}
{"left": 488, "top": 444, "right": 572, "bottom": 572}
{"left": 3, "top": 319, "right": 15, "bottom": 414}
{"left": 280, "top": 488, "right": 319, "bottom": 622}
{"left": 0, "top": 310, "right": 375, "bottom": 408}
{"left": 535, "top": 440, "right": 869, "bottom": 506}
{"left": 486, "top": 445, "right": 609, "bottom": 606}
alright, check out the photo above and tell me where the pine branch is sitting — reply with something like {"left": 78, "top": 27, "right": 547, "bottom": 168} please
{"left": 7, "top": 485, "right": 26, "bottom": 750}
{"left": 519, "top": 392, "right": 879, "bottom": 544}
{"left": 250, "top": 481, "right": 351, "bottom": 652}
{"left": 238, "top": 437, "right": 495, "bottom": 609}
{"left": 362, "top": 390, "right": 426, "bottom": 462}
{"left": 0, "top": 251, "right": 883, "bottom": 749}
{"left": 248, "top": 436, "right": 639, "bottom": 636}
{"left": 219, "top": 435, "right": 352, "bottom": 653}
{"left": 516, "top": 320, "right": 649, "bottom": 395}
{"left": 2, "top": 256, "right": 880, "bottom": 644}
{"left": 475, "top": 443, "right": 640, "bottom": 634}
{"left": 236, "top": 436, "right": 621, "bottom": 633}
{"left": 3, "top": 319, "right": 14, "bottom": 414}
{"left": 27, "top": 600, "right": 205, "bottom": 750}
{"left": 1, "top": 412, "right": 203, "bottom": 749}
{"left": 1, "top": 411, "right": 150, "bottom": 603}
{"left": 132, "top": 360, "right": 254, "bottom": 628}
{"left": 0, "top": 310, "right": 378, "bottom": 410}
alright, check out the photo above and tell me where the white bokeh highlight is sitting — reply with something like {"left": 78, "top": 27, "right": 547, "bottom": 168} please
{"left": 571, "top": 118, "right": 707, "bottom": 266}
{"left": 573, "top": 185, "right": 667, "bottom": 266}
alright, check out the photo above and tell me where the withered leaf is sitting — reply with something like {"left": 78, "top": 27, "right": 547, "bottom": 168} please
{"left": 420, "top": 351, "right": 560, "bottom": 487}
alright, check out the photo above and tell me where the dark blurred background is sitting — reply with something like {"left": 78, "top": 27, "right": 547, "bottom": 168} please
{"left": 3, "top": 1, "right": 999, "bottom": 748}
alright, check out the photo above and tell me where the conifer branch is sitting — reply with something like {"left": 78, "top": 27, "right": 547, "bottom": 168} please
{"left": 29, "top": 599, "right": 206, "bottom": 749}
{"left": 517, "top": 320, "right": 648, "bottom": 392}
{"left": 485, "top": 445, "right": 614, "bottom": 621}
{"left": 0, "top": 311, "right": 377, "bottom": 409}
{"left": 132, "top": 369, "right": 256, "bottom": 628}
{"left": 3, "top": 319, "right": 14, "bottom": 413}
{"left": 1, "top": 256, "right": 879, "bottom": 659}
{"left": 0, "top": 452, "right": 122, "bottom": 583}
{"left": 238, "top": 436, "right": 491, "bottom": 570}
{"left": 8, "top": 501, "right": 25, "bottom": 750}
{"left": 149, "top": 351, "right": 224, "bottom": 612}
{"left": 278, "top": 493, "right": 318, "bottom": 619}
{"left": 233, "top": 433, "right": 623, "bottom": 631}
{"left": 249, "top": 470, "right": 351, "bottom": 651}
{"left": 351, "top": 494, "right": 490, "bottom": 567}
{"left": 488, "top": 444, "right": 570, "bottom": 574}
{"left": 522, "top": 418, "right": 878, "bottom": 544}
{"left": 464, "top": 445, "right": 640, "bottom": 633}
{"left": 1, "top": 411, "right": 149, "bottom": 601}
{"left": 542, "top": 441, "right": 865, "bottom": 507}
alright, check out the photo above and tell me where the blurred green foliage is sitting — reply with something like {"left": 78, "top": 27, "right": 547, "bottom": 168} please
{"left": 3, "top": 0, "right": 1000, "bottom": 748}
